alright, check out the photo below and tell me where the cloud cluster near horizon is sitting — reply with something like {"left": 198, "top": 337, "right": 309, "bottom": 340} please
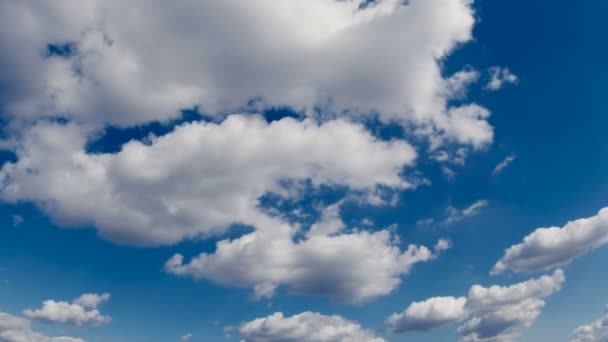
{"left": 0, "top": 293, "right": 109, "bottom": 342}
{"left": 387, "top": 270, "right": 565, "bottom": 341}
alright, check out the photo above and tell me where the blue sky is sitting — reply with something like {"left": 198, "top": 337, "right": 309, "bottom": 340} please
{"left": 1, "top": 1, "right": 608, "bottom": 341}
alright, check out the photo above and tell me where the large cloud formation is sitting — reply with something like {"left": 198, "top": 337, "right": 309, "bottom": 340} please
{"left": 0, "top": 0, "right": 491, "bottom": 147}
{"left": 572, "top": 306, "right": 608, "bottom": 342}
{"left": 0, "top": 115, "right": 415, "bottom": 245}
{"left": 165, "top": 220, "right": 435, "bottom": 303}
{"left": 239, "top": 312, "right": 385, "bottom": 342}
{"left": 493, "top": 208, "right": 608, "bottom": 274}
{"left": 0, "top": 312, "right": 85, "bottom": 342}
{"left": 387, "top": 270, "right": 565, "bottom": 341}
{"left": 0, "top": 0, "right": 496, "bottom": 305}
{"left": 23, "top": 293, "right": 111, "bottom": 327}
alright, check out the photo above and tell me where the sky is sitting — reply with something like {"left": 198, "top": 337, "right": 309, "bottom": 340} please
{"left": 0, "top": 0, "right": 607, "bottom": 341}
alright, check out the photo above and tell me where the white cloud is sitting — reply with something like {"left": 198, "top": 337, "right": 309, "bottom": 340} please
{"left": 307, "top": 202, "right": 346, "bottom": 237}
{"left": 492, "top": 208, "right": 608, "bottom": 274}
{"left": 486, "top": 67, "right": 518, "bottom": 91}
{"left": 0, "top": 0, "right": 492, "bottom": 148}
{"left": 431, "top": 147, "right": 468, "bottom": 166}
{"left": 442, "top": 105, "right": 493, "bottom": 149}
{"left": 444, "top": 69, "right": 480, "bottom": 100}
{"left": 434, "top": 239, "right": 453, "bottom": 253}
{"left": 431, "top": 147, "right": 470, "bottom": 180}
{"left": 386, "top": 296, "right": 468, "bottom": 332}
{"left": 444, "top": 200, "right": 489, "bottom": 226}
{"left": 572, "top": 306, "right": 608, "bottom": 342}
{"left": 492, "top": 154, "right": 516, "bottom": 176}
{"left": 72, "top": 293, "right": 110, "bottom": 309}
{"left": 180, "top": 333, "right": 193, "bottom": 342}
{"left": 387, "top": 270, "right": 565, "bottom": 341}
{"left": 0, "top": 312, "right": 85, "bottom": 342}
{"left": 23, "top": 293, "right": 111, "bottom": 327}
{"left": 239, "top": 312, "right": 385, "bottom": 342}
{"left": 0, "top": 115, "right": 415, "bottom": 246}
{"left": 165, "top": 220, "right": 436, "bottom": 303}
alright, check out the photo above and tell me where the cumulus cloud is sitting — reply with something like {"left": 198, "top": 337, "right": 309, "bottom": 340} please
{"left": 387, "top": 270, "right": 565, "bottom": 341}
{"left": 492, "top": 154, "right": 516, "bottom": 176}
{"left": 0, "top": 0, "right": 504, "bottom": 311}
{"left": 239, "top": 312, "right": 385, "bottom": 342}
{"left": 486, "top": 67, "right": 518, "bottom": 91}
{"left": 23, "top": 293, "right": 111, "bottom": 327}
{"left": 180, "top": 333, "right": 193, "bottom": 342}
{"left": 0, "top": 115, "right": 415, "bottom": 246}
{"left": 0, "top": 312, "right": 85, "bottom": 342}
{"left": 165, "top": 218, "right": 436, "bottom": 303}
{"left": 0, "top": 0, "right": 492, "bottom": 148}
{"left": 434, "top": 239, "right": 453, "bottom": 253}
{"left": 386, "top": 296, "right": 468, "bottom": 332}
{"left": 492, "top": 208, "right": 608, "bottom": 274}
{"left": 308, "top": 202, "right": 346, "bottom": 237}
{"left": 572, "top": 306, "right": 608, "bottom": 342}
{"left": 461, "top": 269, "right": 565, "bottom": 341}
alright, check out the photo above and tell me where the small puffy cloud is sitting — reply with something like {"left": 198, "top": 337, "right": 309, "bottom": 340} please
{"left": 444, "top": 200, "right": 489, "bottom": 226}
{"left": 180, "top": 333, "right": 193, "bottom": 342}
{"left": 492, "top": 208, "right": 608, "bottom": 274}
{"left": 387, "top": 270, "right": 565, "bottom": 341}
{"left": 431, "top": 147, "right": 468, "bottom": 166}
{"left": 431, "top": 151, "right": 450, "bottom": 163}
{"left": 434, "top": 239, "right": 453, "bottom": 253}
{"left": 239, "top": 312, "right": 385, "bottom": 342}
{"left": 73, "top": 293, "right": 110, "bottom": 309}
{"left": 386, "top": 296, "right": 468, "bottom": 332}
{"left": 486, "top": 67, "right": 518, "bottom": 91}
{"left": 23, "top": 293, "right": 111, "bottom": 327}
{"left": 443, "top": 69, "right": 480, "bottom": 100}
{"left": 572, "top": 306, "right": 608, "bottom": 342}
{"left": 165, "top": 221, "right": 435, "bottom": 303}
{"left": 442, "top": 105, "right": 494, "bottom": 149}
{"left": 0, "top": 116, "right": 416, "bottom": 246}
{"left": 492, "top": 154, "right": 516, "bottom": 176}
{"left": 0, "top": 312, "right": 86, "bottom": 342}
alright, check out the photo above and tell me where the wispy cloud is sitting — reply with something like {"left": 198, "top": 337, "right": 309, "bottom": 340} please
{"left": 493, "top": 154, "right": 517, "bottom": 176}
{"left": 417, "top": 200, "right": 489, "bottom": 228}
{"left": 486, "top": 67, "right": 518, "bottom": 91}
{"left": 444, "top": 200, "right": 489, "bottom": 226}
